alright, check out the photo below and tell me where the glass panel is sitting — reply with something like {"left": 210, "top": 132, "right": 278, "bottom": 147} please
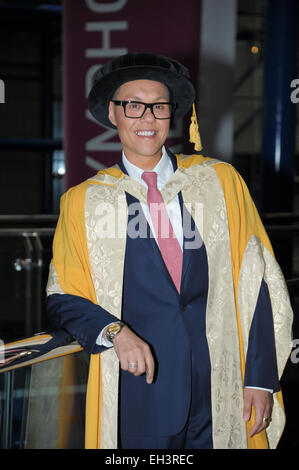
{"left": 0, "top": 231, "right": 54, "bottom": 343}
{"left": 0, "top": 351, "right": 89, "bottom": 449}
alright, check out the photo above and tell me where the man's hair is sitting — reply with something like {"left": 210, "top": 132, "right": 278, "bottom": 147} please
{"left": 112, "top": 86, "right": 121, "bottom": 100}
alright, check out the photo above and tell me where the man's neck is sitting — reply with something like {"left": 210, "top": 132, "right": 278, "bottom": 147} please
{"left": 122, "top": 151, "right": 163, "bottom": 170}
{"left": 122, "top": 147, "right": 175, "bottom": 189}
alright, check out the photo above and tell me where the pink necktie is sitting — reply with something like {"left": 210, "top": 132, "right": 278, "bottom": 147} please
{"left": 141, "top": 171, "right": 183, "bottom": 293}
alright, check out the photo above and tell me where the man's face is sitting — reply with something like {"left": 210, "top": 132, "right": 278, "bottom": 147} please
{"left": 108, "top": 80, "right": 170, "bottom": 167}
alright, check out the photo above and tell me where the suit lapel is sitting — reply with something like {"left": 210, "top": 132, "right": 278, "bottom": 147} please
{"left": 177, "top": 192, "right": 192, "bottom": 293}
{"left": 167, "top": 151, "right": 192, "bottom": 292}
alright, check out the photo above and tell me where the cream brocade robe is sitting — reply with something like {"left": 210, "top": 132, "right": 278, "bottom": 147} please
{"left": 46, "top": 154, "right": 293, "bottom": 449}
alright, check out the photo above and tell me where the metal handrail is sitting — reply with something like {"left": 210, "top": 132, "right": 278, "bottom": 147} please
{"left": 0, "top": 215, "right": 58, "bottom": 224}
{"left": 0, "top": 228, "right": 55, "bottom": 236}
{"left": 264, "top": 225, "right": 299, "bottom": 234}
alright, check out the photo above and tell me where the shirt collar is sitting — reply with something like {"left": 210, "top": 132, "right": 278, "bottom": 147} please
{"left": 122, "top": 146, "right": 174, "bottom": 189}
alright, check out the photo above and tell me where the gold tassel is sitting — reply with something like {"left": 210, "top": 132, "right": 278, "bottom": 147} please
{"left": 189, "top": 103, "right": 203, "bottom": 152}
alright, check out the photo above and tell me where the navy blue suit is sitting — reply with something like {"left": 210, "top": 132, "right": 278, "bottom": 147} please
{"left": 47, "top": 151, "right": 279, "bottom": 449}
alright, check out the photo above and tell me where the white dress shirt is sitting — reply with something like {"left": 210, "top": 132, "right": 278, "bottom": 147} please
{"left": 123, "top": 146, "right": 183, "bottom": 249}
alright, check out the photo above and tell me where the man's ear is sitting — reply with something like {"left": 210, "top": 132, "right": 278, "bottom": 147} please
{"left": 108, "top": 101, "right": 117, "bottom": 127}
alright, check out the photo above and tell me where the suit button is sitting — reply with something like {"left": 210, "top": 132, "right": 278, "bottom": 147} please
{"left": 180, "top": 304, "right": 187, "bottom": 311}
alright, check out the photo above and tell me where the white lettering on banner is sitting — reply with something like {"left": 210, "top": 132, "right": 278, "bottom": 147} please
{"left": 85, "top": 21, "right": 128, "bottom": 58}
{"left": 84, "top": 0, "right": 128, "bottom": 171}
{"left": 86, "top": 126, "right": 121, "bottom": 152}
{"left": 85, "top": 109, "right": 121, "bottom": 150}
{"left": 85, "top": 0, "right": 128, "bottom": 13}
{"left": 0, "top": 80, "right": 5, "bottom": 103}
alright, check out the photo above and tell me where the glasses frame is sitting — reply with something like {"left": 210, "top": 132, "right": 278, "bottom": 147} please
{"left": 111, "top": 100, "right": 176, "bottom": 120}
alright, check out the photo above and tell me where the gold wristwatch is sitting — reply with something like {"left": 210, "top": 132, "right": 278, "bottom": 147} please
{"left": 105, "top": 321, "right": 125, "bottom": 342}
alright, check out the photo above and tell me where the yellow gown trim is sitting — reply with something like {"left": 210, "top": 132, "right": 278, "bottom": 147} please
{"left": 214, "top": 162, "right": 285, "bottom": 449}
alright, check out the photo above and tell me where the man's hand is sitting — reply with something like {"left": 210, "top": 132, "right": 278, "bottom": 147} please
{"left": 108, "top": 326, "right": 155, "bottom": 384}
{"left": 243, "top": 388, "right": 273, "bottom": 437}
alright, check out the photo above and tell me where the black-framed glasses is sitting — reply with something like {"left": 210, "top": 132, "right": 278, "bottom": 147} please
{"left": 111, "top": 100, "right": 176, "bottom": 119}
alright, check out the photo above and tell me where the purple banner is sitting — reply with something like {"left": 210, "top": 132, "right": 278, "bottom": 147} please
{"left": 63, "top": 0, "right": 201, "bottom": 188}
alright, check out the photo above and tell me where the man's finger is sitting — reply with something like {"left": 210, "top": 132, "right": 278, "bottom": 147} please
{"left": 145, "top": 353, "right": 155, "bottom": 384}
{"left": 134, "top": 357, "right": 145, "bottom": 376}
{"left": 249, "top": 405, "right": 265, "bottom": 437}
{"left": 243, "top": 393, "right": 252, "bottom": 422}
{"left": 127, "top": 360, "right": 138, "bottom": 373}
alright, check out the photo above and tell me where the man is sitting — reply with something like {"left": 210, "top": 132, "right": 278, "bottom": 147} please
{"left": 46, "top": 53, "right": 293, "bottom": 449}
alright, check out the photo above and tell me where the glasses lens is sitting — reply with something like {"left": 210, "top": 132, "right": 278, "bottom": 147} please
{"left": 152, "top": 103, "right": 172, "bottom": 119}
{"left": 124, "top": 102, "right": 172, "bottom": 119}
{"left": 125, "top": 102, "right": 145, "bottom": 118}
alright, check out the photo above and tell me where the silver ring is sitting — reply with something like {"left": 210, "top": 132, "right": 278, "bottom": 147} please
{"left": 128, "top": 362, "right": 137, "bottom": 370}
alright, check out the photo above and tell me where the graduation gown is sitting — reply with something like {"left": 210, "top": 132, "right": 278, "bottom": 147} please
{"left": 45, "top": 153, "right": 293, "bottom": 449}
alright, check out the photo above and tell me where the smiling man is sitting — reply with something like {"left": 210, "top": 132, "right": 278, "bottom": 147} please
{"left": 46, "top": 53, "right": 293, "bottom": 450}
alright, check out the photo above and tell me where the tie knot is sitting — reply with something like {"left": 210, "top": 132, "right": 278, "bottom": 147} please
{"left": 141, "top": 171, "right": 158, "bottom": 188}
